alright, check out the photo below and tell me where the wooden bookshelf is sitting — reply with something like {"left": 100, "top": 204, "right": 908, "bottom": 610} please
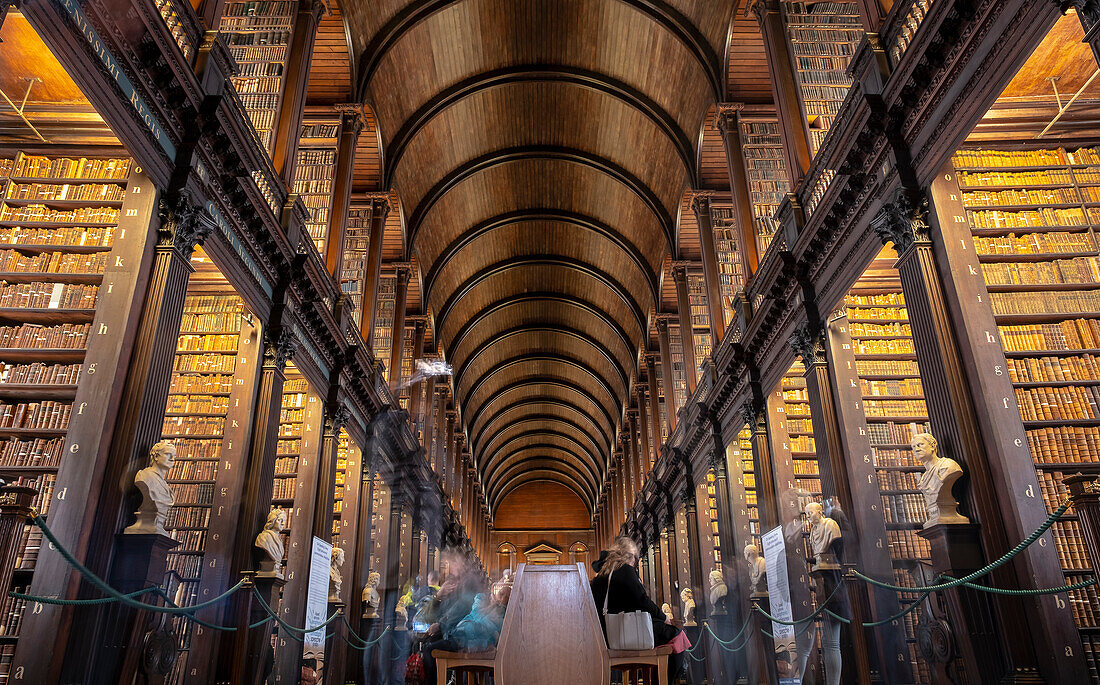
{"left": 687, "top": 271, "right": 712, "bottom": 366}
{"left": 372, "top": 274, "right": 396, "bottom": 376}
{"left": 710, "top": 204, "right": 745, "bottom": 325}
{"left": 0, "top": 153, "right": 155, "bottom": 678}
{"left": 781, "top": 363, "right": 822, "bottom": 501}
{"left": 160, "top": 289, "right": 252, "bottom": 684}
{"left": 783, "top": 0, "right": 862, "bottom": 154}
{"left": 292, "top": 117, "right": 339, "bottom": 253}
{"left": 669, "top": 322, "right": 689, "bottom": 416}
{"left": 340, "top": 207, "right": 371, "bottom": 327}
{"left": 734, "top": 425, "right": 760, "bottom": 547}
{"left": 739, "top": 115, "right": 791, "bottom": 256}
{"left": 949, "top": 145, "right": 1100, "bottom": 673}
{"left": 219, "top": 0, "right": 296, "bottom": 151}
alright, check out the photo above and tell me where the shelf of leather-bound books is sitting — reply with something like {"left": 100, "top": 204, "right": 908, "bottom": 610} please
{"left": 0, "top": 151, "right": 143, "bottom": 594}
{"left": 782, "top": 1, "right": 862, "bottom": 154}
{"left": 218, "top": 0, "right": 295, "bottom": 151}
{"left": 739, "top": 115, "right": 789, "bottom": 257}
{"left": 293, "top": 118, "right": 339, "bottom": 253}
{"left": 373, "top": 275, "right": 396, "bottom": 371}
{"left": 271, "top": 373, "right": 307, "bottom": 506}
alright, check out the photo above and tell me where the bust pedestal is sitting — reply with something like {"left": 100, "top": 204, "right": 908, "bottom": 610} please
{"left": 918, "top": 523, "right": 1013, "bottom": 685}
{"left": 229, "top": 571, "right": 286, "bottom": 685}
{"left": 324, "top": 601, "right": 346, "bottom": 683}
{"left": 360, "top": 615, "right": 385, "bottom": 684}
{"left": 750, "top": 594, "right": 782, "bottom": 685}
{"left": 96, "top": 532, "right": 179, "bottom": 685}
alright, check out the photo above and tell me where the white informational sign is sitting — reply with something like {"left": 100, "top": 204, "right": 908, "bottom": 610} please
{"left": 304, "top": 536, "right": 333, "bottom": 652}
{"left": 761, "top": 525, "right": 800, "bottom": 685}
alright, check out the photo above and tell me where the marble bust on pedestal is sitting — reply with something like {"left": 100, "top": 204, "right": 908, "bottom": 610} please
{"left": 255, "top": 508, "right": 287, "bottom": 577}
{"left": 329, "top": 547, "right": 345, "bottom": 602}
{"left": 912, "top": 432, "right": 969, "bottom": 528}
{"left": 806, "top": 502, "right": 842, "bottom": 571}
{"left": 680, "top": 587, "right": 696, "bottom": 626}
{"left": 124, "top": 441, "right": 176, "bottom": 536}
{"left": 709, "top": 569, "right": 728, "bottom": 615}
{"left": 362, "top": 571, "right": 381, "bottom": 619}
{"left": 744, "top": 543, "right": 766, "bottom": 595}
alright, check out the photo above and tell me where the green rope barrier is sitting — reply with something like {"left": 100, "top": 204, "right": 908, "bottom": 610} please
{"left": 854, "top": 499, "right": 1071, "bottom": 594}
{"left": 703, "top": 615, "right": 753, "bottom": 647}
{"left": 8, "top": 586, "right": 154, "bottom": 605}
{"left": 958, "top": 576, "right": 1096, "bottom": 596}
{"left": 753, "top": 581, "right": 844, "bottom": 626}
{"left": 340, "top": 615, "right": 390, "bottom": 649}
{"left": 28, "top": 514, "right": 246, "bottom": 614}
{"left": 251, "top": 584, "right": 342, "bottom": 635}
{"left": 704, "top": 621, "right": 756, "bottom": 653}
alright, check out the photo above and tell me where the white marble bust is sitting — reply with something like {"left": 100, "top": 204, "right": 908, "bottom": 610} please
{"left": 661, "top": 602, "right": 674, "bottom": 622}
{"left": 124, "top": 441, "right": 175, "bottom": 536}
{"left": 680, "top": 587, "right": 696, "bottom": 626}
{"left": 362, "top": 571, "right": 381, "bottom": 619}
{"left": 708, "top": 567, "right": 726, "bottom": 606}
{"left": 744, "top": 543, "right": 766, "bottom": 595}
{"left": 806, "top": 502, "right": 841, "bottom": 571}
{"left": 912, "top": 433, "right": 969, "bottom": 528}
{"left": 255, "top": 508, "right": 287, "bottom": 577}
{"left": 327, "top": 547, "right": 345, "bottom": 598}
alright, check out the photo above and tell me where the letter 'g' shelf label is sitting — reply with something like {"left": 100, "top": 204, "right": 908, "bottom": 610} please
{"left": 56, "top": 0, "right": 176, "bottom": 161}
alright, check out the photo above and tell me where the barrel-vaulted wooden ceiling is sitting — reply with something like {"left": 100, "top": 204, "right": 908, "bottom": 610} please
{"left": 315, "top": 0, "right": 760, "bottom": 521}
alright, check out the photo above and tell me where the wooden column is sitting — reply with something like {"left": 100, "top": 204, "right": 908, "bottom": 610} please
{"left": 681, "top": 478, "right": 707, "bottom": 624}
{"left": 650, "top": 532, "right": 666, "bottom": 605}
{"left": 338, "top": 441, "right": 368, "bottom": 683}
{"left": 325, "top": 105, "right": 364, "bottom": 279}
{"left": 690, "top": 193, "right": 726, "bottom": 344}
{"left": 388, "top": 265, "right": 411, "bottom": 391}
{"left": 360, "top": 196, "right": 390, "bottom": 347}
{"left": 752, "top": 0, "right": 812, "bottom": 185}
{"left": 672, "top": 265, "right": 699, "bottom": 394}
{"left": 623, "top": 417, "right": 637, "bottom": 507}
{"left": 272, "top": 0, "right": 326, "bottom": 181}
{"left": 664, "top": 508, "right": 682, "bottom": 598}
{"left": 644, "top": 355, "right": 663, "bottom": 458}
{"left": 745, "top": 399, "right": 780, "bottom": 531}
{"left": 655, "top": 318, "right": 679, "bottom": 435}
{"left": 420, "top": 372, "right": 437, "bottom": 457}
{"left": 635, "top": 387, "right": 652, "bottom": 483}
{"left": 272, "top": 389, "right": 327, "bottom": 685}
{"left": 434, "top": 389, "right": 448, "bottom": 474}
{"left": 406, "top": 319, "right": 428, "bottom": 429}
{"left": 658, "top": 528, "right": 672, "bottom": 605}
{"left": 715, "top": 104, "right": 761, "bottom": 276}
{"left": 444, "top": 411, "right": 457, "bottom": 500}
{"left": 312, "top": 406, "right": 349, "bottom": 544}
{"left": 874, "top": 181, "right": 1085, "bottom": 681}
{"left": 381, "top": 492, "right": 406, "bottom": 675}
{"left": 793, "top": 324, "right": 909, "bottom": 683}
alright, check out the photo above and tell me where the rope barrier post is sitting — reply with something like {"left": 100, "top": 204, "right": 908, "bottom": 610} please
{"left": 95, "top": 524, "right": 181, "bottom": 684}
{"left": 750, "top": 594, "right": 781, "bottom": 685}
{"left": 1064, "top": 475, "right": 1100, "bottom": 579}
{"left": 236, "top": 571, "right": 284, "bottom": 685}
{"left": 323, "top": 601, "right": 345, "bottom": 681}
{"left": 0, "top": 485, "right": 37, "bottom": 609}
{"left": 918, "top": 522, "right": 1000, "bottom": 684}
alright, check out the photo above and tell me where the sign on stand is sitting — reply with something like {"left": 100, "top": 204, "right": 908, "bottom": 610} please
{"left": 762, "top": 525, "right": 801, "bottom": 684}
{"left": 304, "top": 536, "right": 333, "bottom": 654}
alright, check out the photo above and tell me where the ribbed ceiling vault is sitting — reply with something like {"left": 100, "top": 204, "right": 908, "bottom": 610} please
{"left": 348, "top": 0, "right": 736, "bottom": 518}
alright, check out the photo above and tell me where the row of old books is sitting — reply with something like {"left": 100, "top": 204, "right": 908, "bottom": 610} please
{"left": 967, "top": 208, "right": 1087, "bottom": 228}
{"left": 11, "top": 155, "right": 130, "bottom": 180}
{"left": 0, "top": 283, "right": 97, "bottom": 310}
{"left": 0, "top": 362, "right": 81, "bottom": 385}
{"left": 0, "top": 225, "right": 113, "bottom": 246}
{"left": 999, "top": 319, "right": 1100, "bottom": 351}
{"left": 0, "top": 249, "right": 107, "bottom": 273}
{"left": 0, "top": 204, "right": 119, "bottom": 224}
{"left": 6, "top": 182, "right": 123, "bottom": 201}
{"left": 1006, "top": 355, "right": 1100, "bottom": 383}
{"left": 981, "top": 256, "right": 1100, "bottom": 285}
{"left": 973, "top": 231, "right": 1095, "bottom": 255}
{"left": 168, "top": 373, "right": 233, "bottom": 394}
{"left": 165, "top": 395, "right": 230, "bottom": 414}
{"left": 170, "top": 483, "right": 214, "bottom": 506}
{"left": 1027, "top": 425, "right": 1100, "bottom": 463}
{"left": 990, "top": 290, "right": 1100, "bottom": 316}
{"left": 0, "top": 401, "right": 70, "bottom": 430}
{"left": 1015, "top": 385, "right": 1100, "bottom": 421}
{"left": 862, "top": 377, "right": 924, "bottom": 396}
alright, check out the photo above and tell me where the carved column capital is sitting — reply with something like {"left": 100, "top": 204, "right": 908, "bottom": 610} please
{"left": 788, "top": 322, "right": 827, "bottom": 366}
{"left": 871, "top": 188, "right": 931, "bottom": 254}
{"left": 671, "top": 261, "right": 692, "bottom": 283}
{"left": 158, "top": 192, "right": 212, "bottom": 256}
{"left": 364, "top": 193, "right": 391, "bottom": 219}
{"left": 689, "top": 191, "right": 714, "bottom": 218}
{"left": 334, "top": 103, "right": 365, "bottom": 139}
{"left": 393, "top": 263, "right": 413, "bottom": 283}
{"left": 264, "top": 328, "right": 299, "bottom": 371}
{"left": 325, "top": 403, "right": 351, "bottom": 435}
{"left": 714, "top": 103, "right": 744, "bottom": 133}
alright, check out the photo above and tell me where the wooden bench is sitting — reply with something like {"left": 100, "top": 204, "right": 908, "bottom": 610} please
{"left": 431, "top": 648, "right": 497, "bottom": 685}
{"left": 607, "top": 645, "right": 672, "bottom": 685}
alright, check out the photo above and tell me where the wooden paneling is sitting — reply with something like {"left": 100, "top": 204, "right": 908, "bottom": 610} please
{"left": 726, "top": 16, "right": 775, "bottom": 103}
{"left": 305, "top": 2, "right": 353, "bottom": 105}
{"left": 699, "top": 106, "right": 730, "bottom": 190}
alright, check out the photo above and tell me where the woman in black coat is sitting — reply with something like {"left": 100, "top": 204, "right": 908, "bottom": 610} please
{"left": 590, "top": 537, "right": 687, "bottom": 681}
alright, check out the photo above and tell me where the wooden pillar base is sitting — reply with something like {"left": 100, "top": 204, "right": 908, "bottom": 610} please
{"left": 93, "top": 532, "right": 179, "bottom": 685}
{"left": 751, "top": 594, "right": 780, "bottom": 685}
{"left": 244, "top": 572, "right": 285, "bottom": 685}
{"left": 325, "top": 600, "right": 346, "bottom": 682}
{"left": 358, "top": 616, "right": 385, "bottom": 685}
{"left": 919, "top": 523, "right": 1005, "bottom": 685}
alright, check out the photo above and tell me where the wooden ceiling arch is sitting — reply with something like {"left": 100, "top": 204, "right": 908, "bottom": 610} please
{"left": 341, "top": 0, "right": 740, "bottom": 528}
{"left": 473, "top": 407, "right": 611, "bottom": 473}
{"left": 468, "top": 390, "right": 615, "bottom": 455}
